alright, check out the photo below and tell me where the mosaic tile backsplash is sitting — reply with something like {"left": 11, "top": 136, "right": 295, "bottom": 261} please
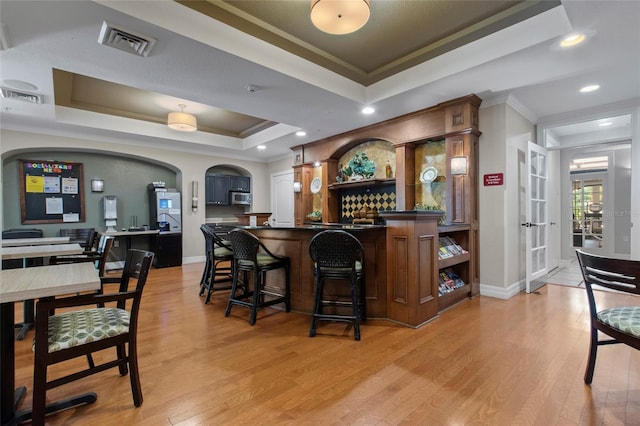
{"left": 340, "top": 183, "right": 396, "bottom": 223}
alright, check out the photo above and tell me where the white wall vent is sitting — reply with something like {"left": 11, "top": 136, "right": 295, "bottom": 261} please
{"left": 0, "top": 87, "right": 43, "bottom": 104}
{"left": 98, "top": 21, "right": 156, "bottom": 57}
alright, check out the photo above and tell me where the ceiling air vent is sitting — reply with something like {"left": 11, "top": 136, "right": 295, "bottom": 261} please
{"left": 98, "top": 21, "right": 156, "bottom": 57}
{"left": 0, "top": 87, "right": 43, "bottom": 104}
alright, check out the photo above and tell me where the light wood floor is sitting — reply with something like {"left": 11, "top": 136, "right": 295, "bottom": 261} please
{"left": 12, "top": 263, "right": 640, "bottom": 425}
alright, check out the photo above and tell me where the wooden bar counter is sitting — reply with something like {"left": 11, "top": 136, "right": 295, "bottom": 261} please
{"left": 244, "top": 211, "right": 446, "bottom": 327}
{"left": 245, "top": 224, "right": 388, "bottom": 319}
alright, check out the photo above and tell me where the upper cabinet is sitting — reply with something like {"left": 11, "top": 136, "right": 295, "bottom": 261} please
{"left": 229, "top": 176, "right": 250, "bottom": 192}
{"left": 205, "top": 175, "right": 229, "bottom": 205}
{"left": 206, "top": 174, "right": 252, "bottom": 205}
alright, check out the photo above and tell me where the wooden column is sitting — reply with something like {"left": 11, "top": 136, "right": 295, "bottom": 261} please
{"left": 381, "top": 211, "right": 442, "bottom": 327}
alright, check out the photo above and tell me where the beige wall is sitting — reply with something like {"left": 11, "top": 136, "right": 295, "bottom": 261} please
{"left": 478, "top": 102, "right": 538, "bottom": 298}
{"left": 1, "top": 129, "right": 282, "bottom": 263}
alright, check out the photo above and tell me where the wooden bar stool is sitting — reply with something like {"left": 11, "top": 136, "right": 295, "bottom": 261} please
{"left": 225, "top": 229, "right": 290, "bottom": 325}
{"left": 308, "top": 230, "right": 365, "bottom": 341}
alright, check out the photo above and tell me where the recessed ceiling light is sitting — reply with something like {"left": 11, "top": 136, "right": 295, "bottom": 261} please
{"left": 579, "top": 84, "right": 600, "bottom": 93}
{"left": 560, "top": 33, "right": 586, "bottom": 48}
{"left": 362, "top": 106, "right": 375, "bottom": 114}
{"left": 256, "top": 145, "right": 266, "bottom": 150}
{"left": 3, "top": 79, "right": 38, "bottom": 91}
{"left": 296, "top": 130, "right": 307, "bottom": 137}
{"left": 313, "top": 161, "right": 321, "bottom": 167}
{"left": 599, "top": 122, "right": 612, "bottom": 127}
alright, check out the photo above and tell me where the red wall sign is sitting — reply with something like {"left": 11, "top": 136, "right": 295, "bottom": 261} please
{"left": 484, "top": 173, "right": 504, "bottom": 186}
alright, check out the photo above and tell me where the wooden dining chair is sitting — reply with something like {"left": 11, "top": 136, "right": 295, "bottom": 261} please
{"left": 30, "top": 249, "right": 154, "bottom": 425}
{"left": 58, "top": 227, "right": 97, "bottom": 251}
{"left": 575, "top": 249, "right": 640, "bottom": 384}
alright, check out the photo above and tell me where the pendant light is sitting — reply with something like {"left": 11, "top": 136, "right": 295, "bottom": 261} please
{"left": 167, "top": 104, "right": 197, "bottom": 132}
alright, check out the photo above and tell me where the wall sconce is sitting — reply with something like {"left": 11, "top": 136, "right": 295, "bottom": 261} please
{"left": 293, "top": 181, "right": 302, "bottom": 193}
{"left": 450, "top": 157, "right": 468, "bottom": 176}
{"left": 191, "top": 179, "right": 198, "bottom": 212}
{"left": 91, "top": 179, "right": 104, "bottom": 192}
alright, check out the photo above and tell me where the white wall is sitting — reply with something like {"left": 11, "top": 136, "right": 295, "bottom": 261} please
{"left": 1, "top": 129, "right": 277, "bottom": 263}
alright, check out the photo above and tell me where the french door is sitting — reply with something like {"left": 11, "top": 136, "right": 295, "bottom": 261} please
{"left": 524, "top": 142, "right": 548, "bottom": 293}
{"left": 571, "top": 174, "right": 606, "bottom": 252}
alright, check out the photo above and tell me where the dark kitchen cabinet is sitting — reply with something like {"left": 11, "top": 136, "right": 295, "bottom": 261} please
{"left": 206, "top": 175, "right": 230, "bottom": 205}
{"left": 229, "top": 176, "right": 250, "bottom": 192}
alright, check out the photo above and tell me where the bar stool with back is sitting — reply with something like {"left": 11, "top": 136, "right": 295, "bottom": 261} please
{"left": 308, "top": 230, "right": 366, "bottom": 341}
{"left": 199, "top": 224, "right": 234, "bottom": 303}
{"left": 225, "top": 229, "right": 290, "bottom": 325}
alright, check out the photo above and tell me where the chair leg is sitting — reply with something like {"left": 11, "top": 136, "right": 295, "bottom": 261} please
{"left": 32, "top": 353, "right": 48, "bottom": 426}
{"left": 249, "top": 273, "right": 260, "bottom": 326}
{"left": 284, "top": 264, "right": 291, "bottom": 312}
{"left": 351, "top": 276, "right": 361, "bottom": 341}
{"left": 128, "top": 340, "right": 143, "bottom": 406}
{"left": 117, "top": 343, "right": 129, "bottom": 376}
{"left": 199, "top": 255, "right": 211, "bottom": 296}
{"left": 225, "top": 269, "right": 240, "bottom": 317}
{"left": 204, "top": 260, "right": 216, "bottom": 304}
{"left": 584, "top": 327, "right": 599, "bottom": 384}
{"left": 309, "top": 276, "right": 322, "bottom": 337}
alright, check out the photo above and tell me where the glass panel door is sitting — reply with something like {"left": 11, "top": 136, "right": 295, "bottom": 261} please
{"left": 571, "top": 177, "right": 604, "bottom": 249}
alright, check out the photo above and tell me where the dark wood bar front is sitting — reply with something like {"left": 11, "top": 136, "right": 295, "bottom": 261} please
{"left": 246, "top": 225, "right": 388, "bottom": 319}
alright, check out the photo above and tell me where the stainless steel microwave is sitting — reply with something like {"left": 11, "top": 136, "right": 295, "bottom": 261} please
{"left": 230, "top": 192, "right": 251, "bottom": 205}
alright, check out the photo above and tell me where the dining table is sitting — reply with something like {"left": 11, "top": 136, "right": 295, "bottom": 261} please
{"left": 0, "top": 262, "right": 101, "bottom": 425}
{"left": 1, "top": 237, "right": 70, "bottom": 248}
{"left": 1, "top": 243, "right": 83, "bottom": 340}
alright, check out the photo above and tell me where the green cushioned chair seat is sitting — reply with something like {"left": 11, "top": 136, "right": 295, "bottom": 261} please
{"left": 213, "top": 246, "right": 233, "bottom": 257}
{"left": 597, "top": 306, "right": 640, "bottom": 337}
{"left": 34, "top": 308, "right": 130, "bottom": 353}
{"left": 238, "top": 253, "right": 285, "bottom": 268}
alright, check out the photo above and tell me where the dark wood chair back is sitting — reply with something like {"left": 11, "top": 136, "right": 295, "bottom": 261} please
{"left": 31, "top": 249, "right": 155, "bottom": 424}
{"left": 575, "top": 249, "right": 640, "bottom": 384}
{"left": 59, "top": 227, "right": 97, "bottom": 251}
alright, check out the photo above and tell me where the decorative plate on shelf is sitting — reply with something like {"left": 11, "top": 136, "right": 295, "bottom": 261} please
{"left": 420, "top": 166, "right": 438, "bottom": 184}
{"left": 310, "top": 177, "right": 322, "bottom": 194}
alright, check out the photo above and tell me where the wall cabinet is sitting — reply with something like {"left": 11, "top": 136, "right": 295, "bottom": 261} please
{"left": 206, "top": 175, "right": 230, "bottom": 205}
{"left": 229, "top": 176, "right": 250, "bottom": 192}
{"left": 206, "top": 175, "right": 251, "bottom": 205}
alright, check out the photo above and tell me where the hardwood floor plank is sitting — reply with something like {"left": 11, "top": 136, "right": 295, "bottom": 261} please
{"left": 9, "top": 266, "right": 640, "bottom": 425}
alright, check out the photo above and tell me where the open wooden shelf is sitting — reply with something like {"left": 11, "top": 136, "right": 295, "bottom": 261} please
{"left": 438, "top": 252, "right": 470, "bottom": 269}
{"left": 328, "top": 178, "right": 395, "bottom": 190}
{"left": 438, "top": 283, "right": 471, "bottom": 310}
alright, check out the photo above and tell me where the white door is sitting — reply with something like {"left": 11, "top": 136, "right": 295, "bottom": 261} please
{"left": 524, "top": 142, "right": 549, "bottom": 293}
{"left": 270, "top": 170, "right": 294, "bottom": 227}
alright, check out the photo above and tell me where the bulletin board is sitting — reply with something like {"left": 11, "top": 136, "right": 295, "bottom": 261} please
{"left": 19, "top": 159, "right": 85, "bottom": 224}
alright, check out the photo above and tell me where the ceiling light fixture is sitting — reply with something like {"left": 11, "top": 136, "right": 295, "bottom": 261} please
{"left": 579, "top": 84, "right": 600, "bottom": 93}
{"left": 256, "top": 145, "right": 266, "bottom": 150}
{"left": 310, "top": 0, "right": 370, "bottom": 35}
{"left": 296, "top": 130, "right": 307, "bottom": 136}
{"left": 560, "top": 33, "right": 586, "bottom": 47}
{"left": 362, "top": 106, "right": 375, "bottom": 114}
{"left": 167, "top": 104, "right": 197, "bottom": 132}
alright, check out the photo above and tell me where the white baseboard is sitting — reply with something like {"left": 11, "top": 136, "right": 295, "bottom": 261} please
{"left": 479, "top": 279, "right": 524, "bottom": 300}
{"left": 183, "top": 256, "right": 205, "bottom": 265}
